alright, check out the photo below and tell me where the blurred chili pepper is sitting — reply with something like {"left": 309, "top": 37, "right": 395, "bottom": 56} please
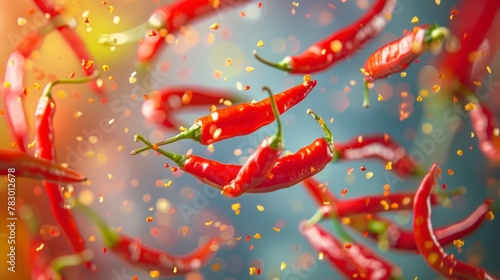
{"left": 335, "top": 134, "right": 422, "bottom": 177}
{"left": 0, "top": 149, "right": 86, "bottom": 183}
{"left": 433, "top": 0, "right": 500, "bottom": 92}
{"left": 347, "top": 199, "right": 492, "bottom": 252}
{"left": 362, "top": 24, "right": 449, "bottom": 107}
{"left": 2, "top": 18, "right": 67, "bottom": 151}
{"left": 299, "top": 219, "right": 402, "bottom": 280}
{"left": 98, "top": 0, "right": 250, "bottom": 66}
{"left": 142, "top": 86, "right": 242, "bottom": 129}
{"left": 131, "top": 79, "right": 317, "bottom": 155}
{"left": 73, "top": 200, "right": 221, "bottom": 277}
{"left": 467, "top": 101, "right": 500, "bottom": 162}
{"left": 302, "top": 176, "right": 463, "bottom": 219}
{"left": 134, "top": 107, "right": 335, "bottom": 194}
{"left": 254, "top": 0, "right": 396, "bottom": 74}
{"left": 413, "top": 163, "right": 498, "bottom": 280}
{"left": 222, "top": 87, "right": 283, "bottom": 197}
{"left": 34, "top": 71, "right": 99, "bottom": 269}
{"left": 32, "top": 0, "right": 104, "bottom": 93}
{"left": 20, "top": 205, "right": 93, "bottom": 280}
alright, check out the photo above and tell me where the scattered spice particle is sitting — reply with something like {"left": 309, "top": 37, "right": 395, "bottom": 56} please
{"left": 486, "top": 211, "right": 494, "bottom": 220}
{"left": 341, "top": 188, "right": 348, "bottom": 197}
{"left": 281, "top": 262, "right": 287, "bottom": 271}
{"left": 386, "top": 161, "right": 393, "bottom": 170}
{"left": 457, "top": 149, "right": 463, "bottom": 156}
{"left": 146, "top": 216, "right": 153, "bottom": 222}
{"left": 400, "top": 72, "right": 407, "bottom": 77}
{"left": 435, "top": 0, "right": 441, "bottom": 5}
{"left": 453, "top": 239, "right": 465, "bottom": 248}
{"left": 249, "top": 267, "right": 256, "bottom": 276}
{"left": 292, "top": 2, "right": 299, "bottom": 6}
{"left": 107, "top": 173, "right": 113, "bottom": 179}
{"left": 212, "top": 263, "right": 221, "bottom": 272}
{"left": 35, "top": 243, "right": 44, "bottom": 251}
{"left": 254, "top": 233, "right": 261, "bottom": 239}
{"left": 487, "top": 66, "right": 492, "bottom": 74}
{"left": 149, "top": 270, "right": 160, "bottom": 278}
{"left": 411, "top": 16, "right": 419, "bottom": 23}
{"left": 273, "top": 227, "right": 281, "bottom": 232}
{"left": 416, "top": 95, "right": 423, "bottom": 102}
{"left": 245, "top": 66, "right": 255, "bottom": 72}
{"left": 448, "top": 169, "right": 454, "bottom": 175}
{"left": 256, "top": 40, "right": 264, "bottom": 47}
{"left": 256, "top": 205, "right": 265, "bottom": 211}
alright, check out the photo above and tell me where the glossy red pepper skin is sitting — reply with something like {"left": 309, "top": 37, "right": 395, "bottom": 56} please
{"left": 32, "top": 0, "right": 104, "bottom": 93}
{"left": 413, "top": 164, "right": 498, "bottom": 280}
{"left": 131, "top": 80, "right": 317, "bottom": 154}
{"left": 362, "top": 25, "right": 448, "bottom": 107}
{"left": 2, "top": 52, "right": 30, "bottom": 152}
{"left": 335, "top": 134, "right": 418, "bottom": 177}
{"left": 142, "top": 86, "right": 240, "bottom": 129}
{"left": 0, "top": 149, "right": 86, "bottom": 183}
{"left": 222, "top": 87, "right": 283, "bottom": 197}
{"left": 469, "top": 103, "right": 500, "bottom": 162}
{"left": 299, "top": 221, "right": 401, "bottom": 279}
{"left": 136, "top": 0, "right": 250, "bottom": 65}
{"left": 34, "top": 94, "right": 88, "bottom": 268}
{"left": 254, "top": 0, "right": 396, "bottom": 74}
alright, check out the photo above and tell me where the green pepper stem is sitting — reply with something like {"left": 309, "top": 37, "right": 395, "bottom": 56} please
{"left": 71, "top": 199, "right": 119, "bottom": 248}
{"left": 429, "top": 26, "right": 450, "bottom": 42}
{"left": 263, "top": 86, "right": 283, "bottom": 150}
{"left": 133, "top": 134, "right": 188, "bottom": 167}
{"left": 363, "top": 80, "right": 371, "bottom": 108}
{"left": 98, "top": 21, "right": 150, "bottom": 46}
{"left": 253, "top": 50, "right": 292, "bottom": 72}
{"left": 49, "top": 250, "right": 93, "bottom": 280}
{"left": 130, "top": 126, "right": 200, "bottom": 155}
{"left": 42, "top": 70, "right": 100, "bottom": 99}
{"left": 307, "top": 108, "right": 335, "bottom": 157}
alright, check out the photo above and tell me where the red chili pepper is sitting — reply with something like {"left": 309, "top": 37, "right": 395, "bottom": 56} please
{"left": 299, "top": 220, "right": 402, "bottom": 280}
{"left": 362, "top": 24, "right": 449, "bottom": 107}
{"left": 2, "top": 17, "right": 75, "bottom": 151}
{"left": 253, "top": 0, "right": 396, "bottom": 74}
{"left": 335, "top": 134, "right": 421, "bottom": 177}
{"left": 73, "top": 200, "right": 221, "bottom": 276}
{"left": 142, "top": 86, "right": 241, "bottom": 129}
{"left": 131, "top": 79, "right": 317, "bottom": 155}
{"left": 222, "top": 87, "right": 283, "bottom": 197}
{"left": 32, "top": 0, "right": 104, "bottom": 93}
{"left": 34, "top": 71, "right": 99, "bottom": 268}
{"left": 413, "top": 163, "right": 498, "bottom": 280}
{"left": 433, "top": 0, "right": 500, "bottom": 91}
{"left": 348, "top": 199, "right": 492, "bottom": 251}
{"left": 3, "top": 52, "right": 30, "bottom": 152}
{"left": 134, "top": 108, "right": 335, "bottom": 194}
{"left": 0, "top": 149, "right": 86, "bottom": 183}
{"left": 302, "top": 176, "right": 463, "bottom": 218}
{"left": 98, "top": 0, "right": 250, "bottom": 66}
{"left": 468, "top": 102, "right": 500, "bottom": 162}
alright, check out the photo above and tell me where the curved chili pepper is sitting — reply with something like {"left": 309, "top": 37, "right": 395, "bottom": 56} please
{"left": 131, "top": 79, "right": 317, "bottom": 154}
{"left": 335, "top": 134, "right": 421, "bottom": 177}
{"left": 98, "top": 0, "right": 250, "bottom": 66}
{"left": 347, "top": 199, "right": 492, "bottom": 252}
{"left": 222, "top": 87, "right": 283, "bottom": 197}
{"left": 468, "top": 101, "right": 500, "bottom": 162}
{"left": 34, "top": 71, "right": 100, "bottom": 269}
{"left": 0, "top": 149, "right": 86, "bottom": 183}
{"left": 73, "top": 199, "right": 221, "bottom": 276}
{"left": 301, "top": 176, "right": 458, "bottom": 213}
{"left": 299, "top": 219, "right": 402, "bottom": 280}
{"left": 134, "top": 108, "right": 335, "bottom": 194}
{"left": 142, "top": 86, "right": 242, "bottom": 129}
{"left": 32, "top": 0, "right": 104, "bottom": 93}
{"left": 2, "top": 19, "right": 66, "bottom": 151}
{"left": 362, "top": 24, "right": 449, "bottom": 107}
{"left": 413, "top": 163, "right": 498, "bottom": 280}
{"left": 253, "top": 0, "right": 396, "bottom": 74}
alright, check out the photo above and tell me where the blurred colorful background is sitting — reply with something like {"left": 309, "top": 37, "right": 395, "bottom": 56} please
{"left": 1, "top": 0, "right": 499, "bottom": 279}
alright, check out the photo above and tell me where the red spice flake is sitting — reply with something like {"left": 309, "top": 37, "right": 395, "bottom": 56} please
{"left": 442, "top": 183, "right": 447, "bottom": 190}
{"left": 244, "top": 85, "right": 250, "bottom": 90}
{"left": 448, "top": 169, "right": 454, "bottom": 175}
{"left": 258, "top": 2, "right": 262, "bottom": 8}
{"left": 133, "top": 276, "right": 139, "bottom": 280}
{"left": 69, "top": 72, "right": 75, "bottom": 78}
{"left": 148, "top": 30, "right": 158, "bottom": 37}
{"left": 250, "top": 244, "right": 254, "bottom": 251}
{"left": 146, "top": 216, "right": 153, "bottom": 222}
{"left": 164, "top": 163, "right": 169, "bottom": 168}
{"left": 50, "top": 228, "right": 55, "bottom": 235}
{"left": 347, "top": 168, "right": 354, "bottom": 175}
{"left": 101, "top": 98, "right": 107, "bottom": 105}
{"left": 341, "top": 188, "right": 348, "bottom": 197}
{"left": 240, "top": 11, "right": 246, "bottom": 17}
{"left": 103, "top": 247, "right": 107, "bottom": 254}
{"left": 360, "top": 165, "right": 366, "bottom": 171}
{"left": 257, "top": 268, "right": 261, "bottom": 275}
{"left": 246, "top": 235, "right": 251, "bottom": 242}
{"left": 171, "top": 167, "right": 178, "bottom": 172}
{"left": 344, "top": 243, "right": 352, "bottom": 249}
